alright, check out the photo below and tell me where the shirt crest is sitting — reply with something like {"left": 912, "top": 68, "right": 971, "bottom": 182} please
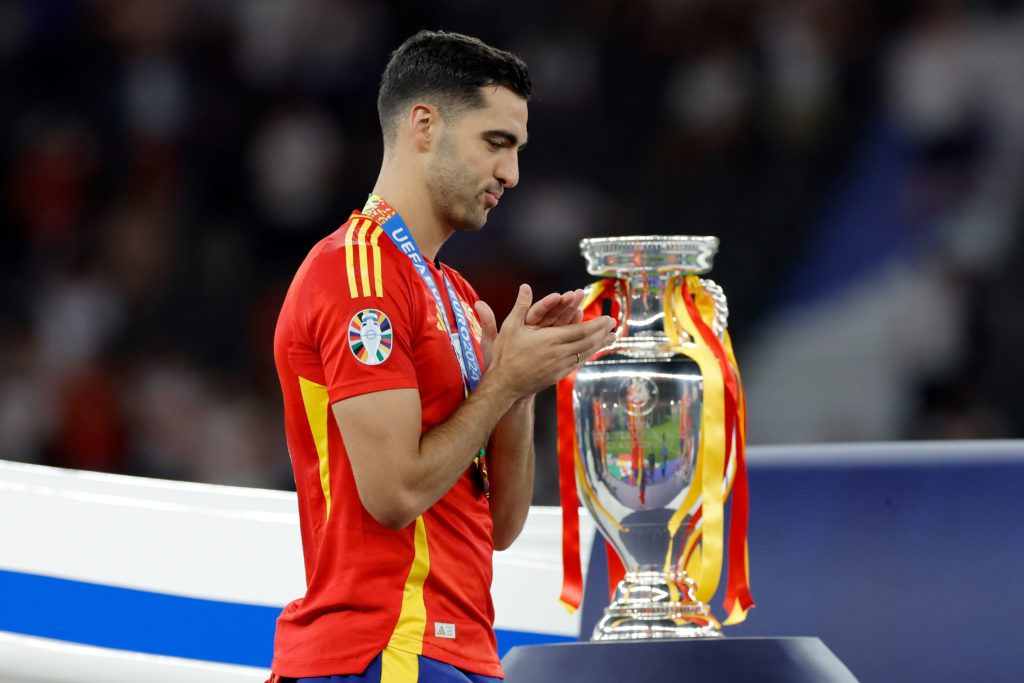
{"left": 348, "top": 309, "right": 393, "bottom": 365}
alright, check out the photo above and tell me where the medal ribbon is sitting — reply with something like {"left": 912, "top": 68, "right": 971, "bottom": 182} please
{"left": 361, "top": 195, "right": 489, "bottom": 495}
{"left": 365, "top": 195, "right": 482, "bottom": 390}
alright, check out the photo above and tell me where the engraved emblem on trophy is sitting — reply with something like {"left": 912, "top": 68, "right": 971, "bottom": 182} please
{"left": 558, "top": 235, "right": 753, "bottom": 641}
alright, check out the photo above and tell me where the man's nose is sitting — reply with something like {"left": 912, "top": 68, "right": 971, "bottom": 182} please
{"left": 496, "top": 153, "right": 519, "bottom": 189}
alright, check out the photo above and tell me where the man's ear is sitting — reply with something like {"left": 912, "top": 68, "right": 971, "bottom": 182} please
{"left": 408, "top": 102, "right": 439, "bottom": 152}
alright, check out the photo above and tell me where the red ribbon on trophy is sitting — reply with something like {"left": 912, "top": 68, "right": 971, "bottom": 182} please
{"left": 556, "top": 275, "right": 753, "bottom": 624}
{"left": 556, "top": 279, "right": 619, "bottom": 610}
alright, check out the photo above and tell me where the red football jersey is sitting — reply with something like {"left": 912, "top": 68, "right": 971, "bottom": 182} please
{"left": 271, "top": 205, "right": 499, "bottom": 678}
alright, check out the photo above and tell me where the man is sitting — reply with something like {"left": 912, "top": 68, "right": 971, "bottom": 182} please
{"left": 270, "top": 31, "right": 616, "bottom": 682}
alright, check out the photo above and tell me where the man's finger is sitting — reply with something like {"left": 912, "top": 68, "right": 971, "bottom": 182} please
{"left": 505, "top": 283, "right": 533, "bottom": 325}
{"left": 566, "top": 328, "right": 618, "bottom": 365}
{"left": 524, "top": 292, "right": 562, "bottom": 326}
{"left": 474, "top": 300, "right": 498, "bottom": 368}
{"left": 554, "top": 292, "right": 581, "bottom": 326}
{"left": 546, "top": 315, "right": 615, "bottom": 344}
{"left": 474, "top": 300, "right": 497, "bottom": 342}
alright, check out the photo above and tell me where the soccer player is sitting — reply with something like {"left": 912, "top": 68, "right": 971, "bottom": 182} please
{"left": 269, "top": 31, "right": 616, "bottom": 682}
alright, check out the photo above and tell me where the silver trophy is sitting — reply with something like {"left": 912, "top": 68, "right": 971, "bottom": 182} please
{"left": 573, "top": 235, "right": 730, "bottom": 640}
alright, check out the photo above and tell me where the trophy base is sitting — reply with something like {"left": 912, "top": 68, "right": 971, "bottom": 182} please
{"left": 591, "top": 570, "right": 722, "bottom": 641}
{"left": 592, "top": 614, "right": 722, "bottom": 640}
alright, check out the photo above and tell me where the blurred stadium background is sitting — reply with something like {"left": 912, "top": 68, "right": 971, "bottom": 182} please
{"left": 2, "top": 0, "right": 1023, "bottom": 504}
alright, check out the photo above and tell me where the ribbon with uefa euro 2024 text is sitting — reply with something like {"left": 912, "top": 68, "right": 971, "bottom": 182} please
{"left": 362, "top": 194, "right": 489, "bottom": 496}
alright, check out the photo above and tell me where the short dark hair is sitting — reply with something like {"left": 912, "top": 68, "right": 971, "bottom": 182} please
{"left": 377, "top": 30, "right": 531, "bottom": 147}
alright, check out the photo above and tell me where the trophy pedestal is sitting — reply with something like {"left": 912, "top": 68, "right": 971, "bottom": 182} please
{"left": 592, "top": 613, "right": 720, "bottom": 640}
{"left": 501, "top": 637, "right": 859, "bottom": 683}
{"left": 592, "top": 569, "right": 721, "bottom": 640}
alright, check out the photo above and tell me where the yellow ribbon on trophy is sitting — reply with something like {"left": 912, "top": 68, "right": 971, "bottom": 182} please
{"left": 662, "top": 275, "right": 726, "bottom": 604}
{"left": 663, "top": 274, "right": 753, "bottom": 623}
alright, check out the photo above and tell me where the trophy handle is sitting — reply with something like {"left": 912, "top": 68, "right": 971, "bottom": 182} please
{"left": 698, "top": 278, "right": 730, "bottom": 339}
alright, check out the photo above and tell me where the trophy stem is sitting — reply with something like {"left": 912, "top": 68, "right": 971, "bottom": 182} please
{"left": 593, "top": 567, "right": 722, "bottom": 641}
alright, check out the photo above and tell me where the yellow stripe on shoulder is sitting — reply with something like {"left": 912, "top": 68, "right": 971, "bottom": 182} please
{"left": 344, "top": 217, "right": 386, "bottom": 299}
{"left": 370, "top": 226, "right": 384, "bottom": 297}
{"left": 356, "top": 220, "right": 372, "bottom": 296}
{"left": 344, "top": 220, "right": 360, "bottom": 298}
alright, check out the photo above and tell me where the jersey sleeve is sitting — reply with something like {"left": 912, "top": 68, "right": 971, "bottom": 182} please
{"left": 294, "top": 240, "right": 420, "bottom": 405}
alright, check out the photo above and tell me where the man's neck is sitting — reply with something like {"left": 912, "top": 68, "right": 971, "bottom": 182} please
{"left": 371, "top": 176, "right": 450, "bottom": 263}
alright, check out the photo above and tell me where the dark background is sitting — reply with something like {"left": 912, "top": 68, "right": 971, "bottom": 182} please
{"left": 2, "top": 0, "right": 1023, "bottom": 501}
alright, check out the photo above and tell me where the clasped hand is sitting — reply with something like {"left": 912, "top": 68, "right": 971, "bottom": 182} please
{"left": 474, "top": 284, "right": 617, "bottom": 399}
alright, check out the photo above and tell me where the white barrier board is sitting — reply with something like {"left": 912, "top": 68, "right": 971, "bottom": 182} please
{"left": 0, "top": 460, "right": 593, "bottom": 682}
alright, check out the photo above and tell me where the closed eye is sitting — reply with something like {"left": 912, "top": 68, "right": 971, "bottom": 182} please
{"left": 482, "top": 130, "right": 526, "bottom": 151}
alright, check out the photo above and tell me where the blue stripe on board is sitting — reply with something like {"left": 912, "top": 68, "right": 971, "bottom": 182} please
{"left": 0, "top": 569, "right": 279, "bottom": 667}
{"left": 496, "top": 628, "right": 575, "bottom": 657}
{"left": 0, "top": 569, "right": 573, "bottom": 667}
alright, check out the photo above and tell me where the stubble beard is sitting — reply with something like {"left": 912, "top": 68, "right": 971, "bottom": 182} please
{"left": 427, "top": 135, "right": 488, "bottom": 233}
